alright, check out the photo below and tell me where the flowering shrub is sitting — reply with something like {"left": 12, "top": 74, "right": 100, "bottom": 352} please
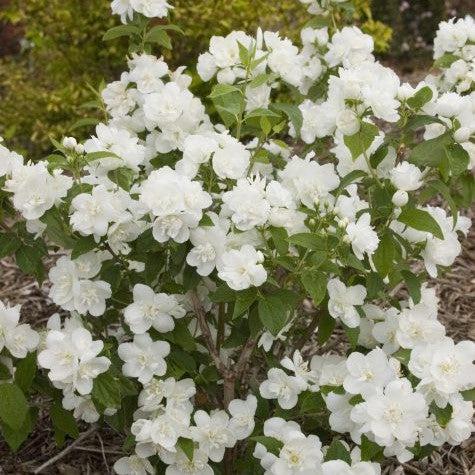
{"left": 0, "top": 1, "right": 474, "bottom": 473}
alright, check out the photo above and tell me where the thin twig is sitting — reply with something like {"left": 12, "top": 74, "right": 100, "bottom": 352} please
{"left": 33, "top": 426, "right": 97, "bottom": 474}
{"left": 190, "top": 291, "right": 227, "bottom": 375}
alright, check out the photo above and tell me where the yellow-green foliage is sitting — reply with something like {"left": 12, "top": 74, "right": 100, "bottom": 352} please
{"left": 0, "top": 0, "right": 391, "bottom": 159}
{"left": 0, "top": 0, "right": 127, "bottom": 158}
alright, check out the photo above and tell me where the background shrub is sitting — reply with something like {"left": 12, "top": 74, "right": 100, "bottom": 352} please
{"left": 0, "top": 0, "right": 433, "bottom": 159}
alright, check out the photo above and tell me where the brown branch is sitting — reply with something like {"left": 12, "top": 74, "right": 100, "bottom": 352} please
{"left": 294, "top": 311, "right": 320, "bottom": 351}
{"left": 190, "top": 291, "right": 227, "bottom": 375}
{"left": 234, "top": 337, "right": 258, "bottom": 379}
{"left": 33, "top": 426, "right": 97, "bottom": 474}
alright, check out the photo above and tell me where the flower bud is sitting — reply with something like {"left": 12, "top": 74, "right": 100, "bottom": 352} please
{"left": 336, "top": 110, "right": 360, "bottom": 136}
{"left": 454, "top": 127, "right": 470, "bottom": 143}
{"left": 392, "top": 190, "right": 409, "bottom": 207}
{"left": 62, "top": 136, "right": 78, "bottom": 150}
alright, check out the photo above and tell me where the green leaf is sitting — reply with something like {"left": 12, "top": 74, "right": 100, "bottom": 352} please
{"left": 15, "top": 245, "right": 45, "bottom": 283}
{"left": 92, "top": 371, "right": 121, "bottom": 409}
{"left": 42, "top": 208, "right": 77, "bottom": 248}
{"left": 325, "top": 439, "right": 352, "bottom": 464}
{"left": 393, "top": 348, "right": 411, "bottom": 366}
{"left": 287, "top": 233, "right": 326, "bottom": 251}
{"left": 245, "top": 108, "right": 281, "bottom": 121}
{"left": 407, "top": 86, "right": 433, "bottom": 110}
{"left": 209, "top": 84, "right": 241, "bottom": 99}
{"left": 107, "top": 167, "right": 135, "bottom": 191}
{"left": 343, "top": 122, "right": 379, "bottom": 160}
{"left": 422, "top": 179, "right": 458, "bottom": 227}
{"left": 177, "top": 437, "right": 195, "bottom": 461}
{"left": 144, "top": 26, "right": 172, "bottom": 49}
{"left": 360, "top": 435, "right": 384, "bottom": 461}
{"left": 398, "top": 207, "right": 444, "bottom": 240}
{"left": 272, "top": 103, "right": 303, "bottom": 136}
{"left": 183, "top": 265, "right": 200, "bottom": 291}
{"left": 0, "top": 233, "right": 21, "bottom": 259}
{"left": 70, "top": 117, "right": 100, "bottom": 131}
{"left": 461, "top": 388, "right": 475, "bottom": 401}
{"left": 445, "top": 143, "right": 469, "bottom": 177}
{"left": 269, "top": 227, "right": 289, "bottom": 256}
{"left": 0, "top": 362, "right": 11, "bottom": 380}
{"left": 103, "top": 25, "right": 140, "bottom": 41}
{"left": 301, "top": 270, "right": 327, "bottom": 306}
{"left": 169, "top": 348, "right": 196, "bottom": 375}
{"left": 317, "top": 309, "right": 335, "bottom": 344}
{"left": 0, "top": 383, "right": 29, "bottom": 430}
{"left": 366, "top": 272, "right": 384, "bottom": 299}
{"left": 404, "top": 114, "right": 443, "bottom": 130}
{"left": 299, "top": 390, "right": 325, "bottom": 414}
{"left": 71, "top": 235, "right": 97, "bottom": 260}
{"left": 233, "top": 288, "right": 258, "bottom": 319}
{"left": 344, "top": 324, "right": 360, "bottom": 349}
{"left": 0, "top": 407, "right": 36, "bottom": 452}
{"left": 372, "top": 231, "right": 394, "bottom": 278}
{"left": 250, "top": 436, "right": 283, "bottom": 455}
{"left": 198, "top": 214, "right": 214, "bottom": 227}
{"left": 434, "top": 53, "right": 458, "bottom": 69}
{"left": 15, "top": 353, "right": 37, "bottom": 393}
{"left": 210, "top": 285, "right": 236, "bottom": 303}
{"left": 400, "top": 270, "right": 421, "bottom": 304}
{"left": 430, "top": 402, "right": 453, "bottom": 428}
{"left": 85, "top": 150, "right": 121, "bottom": 161}
{"left": 258, "top": 294, "right": 289, "bottom": 336}
{"left": 336, "top": 170, "right": 367, "bottom": 195}
{"left": 408, "top": 132, "right": 452, "bottom": 167}
{"left": 51, "top": 404, "right": 79, "bottom": 439}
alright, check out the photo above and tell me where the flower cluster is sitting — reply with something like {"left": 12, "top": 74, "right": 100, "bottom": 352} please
{"left": 0, "top": 1, "right": 473, "bottom": 474}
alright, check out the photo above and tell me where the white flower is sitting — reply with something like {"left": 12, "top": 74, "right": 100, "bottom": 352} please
{"left": 228, "top": 394, "right": 257, "bottom": 440}
{"left": 191, "top": 410, "right": 236, "bottom": 462}
{"left": 186, "top": 214, "right": 229, "bottom": 276}
{"left": 280, "top": 350, "right": 318, "bottom": 389}
{"left": 5, "top": 161, "right": 72, "bottom": 220}
{"left": 344, "top": 348, "right": 397, "bottom": 397}
{"left": 139, "top": 166, "right": 211, "bottom": 244}
{"left": 70, "top": 185, "right": 128, "bottom": 238}
{"left": 351, "top": 378, "right": 428, "bottom": 448}
{"left": 38, "top": 326, "right": 110, "bottom": 395}
{"left": 322, "top": 460, "right": 381, "bottom": 475}
{"left": 345, "top": 213, "right": 379, "bottom": 260}
{"left": 396, "top": 306, "right": 445, "bottom": 349}
{"left": 279, "top": 154, "right": 340, "bottom": 208}
{"left": 212, "top": 134, "right": 250, "bottom": 180}
{"left": 165, "top": 449, "right": 213, "bottom": 475}
{"left": 311, "top": 354, "right": 348, "bottom": 387}
{"left": 217, "top": 245, "right": 267, "bottom": 291}
{"left": 114, "top": 455, "right": 154, "bottom": 475}
{"left": 118, "top": 333, "right": 170, "bottom": 384}
{"left": 0, "top": 301, "right": 39, "bottom": 358}
{"left": 130, "top": 0, "right": 172, "bottom": 19}
{"left": 327, "top": 278, "right": 366, "bottom": 328}
{"left": 63, "top": 393, "right": 100, "bottom": 423}
{"left": 390, "top": 162, "right": 423, "bottom": 191}
{"left": 124, "top": 284, "right": 186, "bottom": 334}
{"left": 409, "top": 337, "right": 475, "bottom": 398}
{"left": 73, "top": 279, "right": 112, "bottom": 317}
{"left": 259, "top": 368, "right": 307, "bottom": 409}
{"left": 263, "top": 419, "right": 323, "bottom": 475}
{"left": 325, "top": 27, "right": 374, "bottom": 67}
{"left": 222, "top": 176, "right": 270, "bottom": 231}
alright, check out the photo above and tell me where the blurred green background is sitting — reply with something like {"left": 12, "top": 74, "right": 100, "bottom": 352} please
{"left": 0, "top": 0, "right": 471, "bottom": 159}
